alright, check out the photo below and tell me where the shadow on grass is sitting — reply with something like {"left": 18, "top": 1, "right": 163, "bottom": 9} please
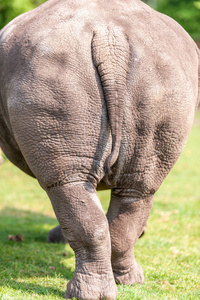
{"left": 0, "top": 207, "right": 74, "bottom": 297}
{"left": 0, "top": 280, "right": 65, "bottom": 297}
{"left": 0, "top": 207, "right": 60, "bottom": 241}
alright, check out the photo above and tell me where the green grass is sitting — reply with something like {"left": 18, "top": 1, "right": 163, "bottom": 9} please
{"left": 0, "top": 112, "right": 200, "bottom": 299}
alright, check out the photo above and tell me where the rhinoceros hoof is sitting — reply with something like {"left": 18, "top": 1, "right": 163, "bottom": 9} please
{"left": 64, "top": 272, "right": 118, "bottom": 300}
{"left": 113, "top": 262, "right": 144, "bottom": 286}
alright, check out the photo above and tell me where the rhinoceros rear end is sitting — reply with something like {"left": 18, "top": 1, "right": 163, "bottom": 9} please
{"left": 0, "top": 0, "right": 199, "bottom": 299}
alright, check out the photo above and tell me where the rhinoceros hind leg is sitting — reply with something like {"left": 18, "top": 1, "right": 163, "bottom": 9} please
{"left": 107, "top": 192, "right": 153, "bottom": 286}
{"left": 47, "top": 181, "right": 118, "bottom": 300}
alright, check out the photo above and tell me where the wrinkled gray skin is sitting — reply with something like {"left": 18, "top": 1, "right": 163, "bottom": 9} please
{"left": 0, "top": 0, "right": 200, "bottom": 299}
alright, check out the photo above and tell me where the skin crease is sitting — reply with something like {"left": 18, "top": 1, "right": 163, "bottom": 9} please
{"left": 0, "top": 0, "right": 200, "bottom": 299}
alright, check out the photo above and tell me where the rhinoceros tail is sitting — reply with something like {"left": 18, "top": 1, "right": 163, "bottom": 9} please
{"left": 92, "top": 25, "right": 131, "bottom": 186}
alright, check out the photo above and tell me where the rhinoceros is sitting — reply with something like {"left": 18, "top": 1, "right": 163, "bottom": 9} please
{"left": 0, "top": 0, "right": 199, "bottom": 299}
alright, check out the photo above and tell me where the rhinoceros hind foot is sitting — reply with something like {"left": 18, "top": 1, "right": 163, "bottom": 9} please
{"left": 64, "top": 272, "right": 118, "bottom": 300}
{"left": 113, "top": 262, "right": 144, "bottom": 286}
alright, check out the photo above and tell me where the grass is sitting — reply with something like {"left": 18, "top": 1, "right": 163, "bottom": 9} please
{"left": 0, "top": 111, "right": 200, "bottom": 300}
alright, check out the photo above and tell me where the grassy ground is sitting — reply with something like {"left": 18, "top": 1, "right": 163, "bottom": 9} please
{"left": 0, "top": 112, "right": 200, "bottom": 300}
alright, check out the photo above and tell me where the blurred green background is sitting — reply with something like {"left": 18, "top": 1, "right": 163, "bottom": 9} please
{"left": 0, "top": 0, "right": 200, "bottom": 40}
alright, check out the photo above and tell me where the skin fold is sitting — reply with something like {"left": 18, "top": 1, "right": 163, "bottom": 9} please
{"left": 0, "top": 0, "right": 199, "bottom": 299}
